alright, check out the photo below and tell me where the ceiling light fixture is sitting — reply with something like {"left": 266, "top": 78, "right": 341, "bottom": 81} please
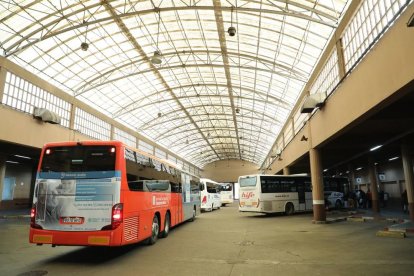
{"left": 228, "top": 6, "right": 236, "bottom": 36}
{"left": 80, "top": 20, "right": 89, "bottom": 51}
{"left": 370, "top": 145, "right": 382, "bottom": 151}
{"left": 151, "top": 9, "right": 162, "bottom": 64}
{"left": 388, "top": 156, "right": 399, "bottom": 161}
{"left": 14, "top": 154, "right": 31, "bottom": 159}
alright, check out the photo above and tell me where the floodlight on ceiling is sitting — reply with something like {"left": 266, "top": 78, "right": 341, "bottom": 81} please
{"left": 152, "top": 9, "right": 162, "bottom": 65}
{"left": 80, "top": 42, "right": 89, "bottom": 51}
{"left": 151, "top": 51, "right": 162, "bottom": 64}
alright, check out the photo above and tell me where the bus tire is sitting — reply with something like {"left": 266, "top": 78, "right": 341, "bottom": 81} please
{"left": 285, "top": 203, "right": 294, "bottom": 216}
{"left": 160, "top": 212, "right": 170, "bottom": 238}
{"left": 189, "top": 206, "right": 196, "bottom": 222}
{"left": 335, "top": 200, "right": 343, "bottom": 209}
{"left": 147, "top": 215, "right": 160, "bottom": 245}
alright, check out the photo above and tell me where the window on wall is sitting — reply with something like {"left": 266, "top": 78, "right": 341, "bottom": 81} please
{"left": 74, "top": 108, "right": 111, "bottom": 140}
{"left": 114, "top": 127, "right": 136, "bottom": 148}
{"left": 155, "top": 148, "right": 167, "bottom": 159}
{"left": 310, "top": 49, "right": 339, "bottom": 97}
{"left": 138, "top": 140, "right": 153, "bottom": 155}
{"left": 342, "top": 0, "right": 410, "bottom": 72}
{"left": 2, "top": 72, "right": 71, "bottom": 127}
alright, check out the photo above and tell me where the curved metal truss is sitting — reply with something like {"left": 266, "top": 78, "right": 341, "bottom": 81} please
{"left": 0, "top": 0, "right": 350, "bottom": 168}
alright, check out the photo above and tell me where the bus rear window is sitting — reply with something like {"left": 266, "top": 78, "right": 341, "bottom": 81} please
{"left": 239, "top": 177, "right": 257, "bottom": 187}
{"left": 40, "top": 146, "right": 116, "bottom": 172}
{"left": 220, "top": 184, "right": 232, "bottom": 191}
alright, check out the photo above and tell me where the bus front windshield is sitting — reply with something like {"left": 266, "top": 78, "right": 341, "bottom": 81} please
{"left": 40, "top": 146, "right": 116, "bottom": 172}
{"left": 239, "top": 176, "right": 257, "bottom": 187}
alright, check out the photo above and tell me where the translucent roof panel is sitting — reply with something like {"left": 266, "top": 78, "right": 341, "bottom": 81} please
{"left": 0, "top": 0, "right": 351, "bottom": 168}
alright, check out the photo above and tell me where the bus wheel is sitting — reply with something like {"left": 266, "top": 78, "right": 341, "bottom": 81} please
{"left": 335, "top": 200, "right": 343, "bottom": 209}
{"left": 285, "top": 203, "right": 294, "bottom": 216}
{"left": 160, "top": 212, "right": 170, "bottom": 238}
{"left": 147, "top": 215, "right": 159, "bottom": 245}
{"left": 190, "top": 207, "right": 196, "bottom": 222}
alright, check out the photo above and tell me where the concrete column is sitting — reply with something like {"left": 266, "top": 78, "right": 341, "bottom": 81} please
{"left": 368, "top": 157, "right": 380, "bottom": 213}
{"left": 69, "top": 103, "right": 76, "bottom": 131}
{"left": 310, "top": 148, "right": 325, "bottom": 222}
{"left": 0, "top": 66, "right": 7, "bottom": 103}
{"left": 401, "top": 142, "right": 414, "bottom": 221}
{"left": 335, "top": 37, "right": 346, "bottom": 79}
{"left": 348, "top": 164, "right": 356, "bottom": 191}
{"left": 0, "top": 155, "right": 7, "bottom": 205}
{"left": 110, "top": 125, "right": 115, "bottom": 140}
{"left": 283, "top": 166, "right": 290, "bottom": 176}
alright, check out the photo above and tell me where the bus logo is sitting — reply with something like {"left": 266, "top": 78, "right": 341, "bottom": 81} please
{"left": 241, "top": 192, "right": 255, "bottom": 199}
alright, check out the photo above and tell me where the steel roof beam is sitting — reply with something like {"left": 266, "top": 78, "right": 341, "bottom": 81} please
{"left": 101, "top": 0, "right": 220, "bottom": 161}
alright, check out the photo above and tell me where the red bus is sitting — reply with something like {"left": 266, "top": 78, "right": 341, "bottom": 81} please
{"left": 30, "top": 140, "right": 201, "bottom": 247}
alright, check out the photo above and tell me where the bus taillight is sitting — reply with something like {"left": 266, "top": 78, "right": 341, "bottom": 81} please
{"left": 112, "top": 203, "right": 123, "bottom": 229}
{"left": 202, "top": 196, "right": 207, "bottom": 204}
{"left": 30, "top": 205, "right": 42, "bottom": 229}
{"left": 102, "top": 203, "right": 123, "bottom": 230}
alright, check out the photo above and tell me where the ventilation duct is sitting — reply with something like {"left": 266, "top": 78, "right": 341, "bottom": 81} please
{"left": 33, "top": 107, "right": 61, "bottom": 124}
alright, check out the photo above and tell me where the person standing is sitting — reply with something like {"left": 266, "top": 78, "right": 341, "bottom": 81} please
{"left": 402, "top": 189, "right": 408, "bottom": 213}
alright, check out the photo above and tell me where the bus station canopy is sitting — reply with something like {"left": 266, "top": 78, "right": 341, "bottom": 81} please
{"left": 0, "top": 0, "right": 350, "bottom": 167}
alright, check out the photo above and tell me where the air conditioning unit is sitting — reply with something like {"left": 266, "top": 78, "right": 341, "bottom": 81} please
{"left": 300, "top": 92, "right": 326, "bottom": 113}
{"left": 33, "top": 107, "right": 61, "bottom": 124}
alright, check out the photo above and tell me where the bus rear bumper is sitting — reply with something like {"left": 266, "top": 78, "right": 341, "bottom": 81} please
{"left": 29, "top": 227, "right": 123, "bottom": 247}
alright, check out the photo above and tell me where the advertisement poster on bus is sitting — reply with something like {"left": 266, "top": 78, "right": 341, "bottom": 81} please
{"left": 33, "top": 171, "right": 121, "bottom": 231}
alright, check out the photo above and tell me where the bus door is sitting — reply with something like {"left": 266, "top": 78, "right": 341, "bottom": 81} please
{"left": 297, "top": 178, "right": 306, "bottom": 211}
{"left": 171, "top": 183, "right": 182, "bottom": 225}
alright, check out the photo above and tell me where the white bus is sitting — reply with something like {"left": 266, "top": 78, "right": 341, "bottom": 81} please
{"left": 238, "top": 174, "right": 348, "bottom": 215}
{"left": 219, "top": 183, "right": 234, "bottom": 206}
{"left": 200, "top": 178, "right": 221, "bottom": 211}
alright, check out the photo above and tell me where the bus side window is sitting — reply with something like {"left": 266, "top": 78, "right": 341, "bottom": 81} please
{"left": 127, "top": 174, "right": 143, "bottom": 191}
{"left": 171, "top": 182, "right": 181, "bottom": 193}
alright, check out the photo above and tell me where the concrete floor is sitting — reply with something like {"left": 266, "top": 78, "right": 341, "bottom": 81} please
{"left": 1, "top": 203, "right": 414, "bottom": 276}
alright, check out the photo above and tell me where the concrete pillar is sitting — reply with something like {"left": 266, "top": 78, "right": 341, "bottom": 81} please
{"left": 348, "top": 164, "right": 356, "bottom": 191}
{"left": 401, "top": 142, "right": 414, "bottom": 221}
{"left": 368, "top": 157, "right": 380, "bottom": 213}
{"left": 110, "top": 125, "right": 115, "bottom": 140}
{"left": 0, "top": 155, "right": 7, "bottom": 205}
{"left": 283, "top": 166, "right": 290, "bottom": 175}
{"left": 335, "top": 37, "right": 346, "bottom": 79}
{"left": 310, "top": 148, "right": 325, "bottom": 222}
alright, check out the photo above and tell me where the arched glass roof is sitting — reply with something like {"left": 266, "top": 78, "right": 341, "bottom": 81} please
{"left": 0, "top": 0, "right": 350, "bottom": 168}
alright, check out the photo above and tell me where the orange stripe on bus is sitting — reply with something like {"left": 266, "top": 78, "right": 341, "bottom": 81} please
{"left": 33, "top": 235, "right": 53, "bottom": 243}
{"left": 88, "top": 236, "right": 110, "bottom": 245}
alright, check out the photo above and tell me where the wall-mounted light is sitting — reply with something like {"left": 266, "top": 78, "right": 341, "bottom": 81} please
{"left": 407, "top": 12, "right": 414, "bottom": 27}
{"left": 300, "top": 92, "right": 326, "bottom": 113}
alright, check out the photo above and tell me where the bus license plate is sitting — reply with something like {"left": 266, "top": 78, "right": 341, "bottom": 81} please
{"left": 60, "top": 216, "right": 84, "bottom": 224}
